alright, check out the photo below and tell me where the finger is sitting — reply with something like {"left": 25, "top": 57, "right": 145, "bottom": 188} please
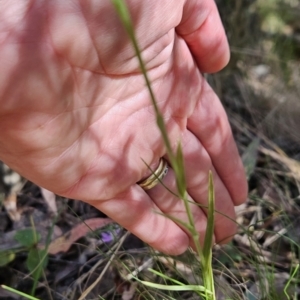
{"left": 182, "top": 130, "right": 236, "bottom": 244}
{"left": 188, "top": 80, "right": 248, "bottom": 205}
{"left": 177, "top": 0, "right": 230, "bottom": 73}
{"left": 87, "top": 186, "right": 189, "bottom": 255}
{"left": 146, "top": 165, "right": 210, "bottom": 247}
{"left": 146, "top": 128, "right": 236, "bottom": 246}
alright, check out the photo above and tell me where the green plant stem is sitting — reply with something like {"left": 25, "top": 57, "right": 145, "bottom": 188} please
{"left": 284, "top": 264, "right": 299, "bottom": 299}
{"left": 111, "top": 1, "right": 216, "bottom": 299}
{"left": 1, "top": 285, "right": 40, "bottom": 300}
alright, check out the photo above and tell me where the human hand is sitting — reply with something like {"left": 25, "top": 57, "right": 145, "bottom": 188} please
{"left": 0, "top": 0, "right": 247, "bottom": 255}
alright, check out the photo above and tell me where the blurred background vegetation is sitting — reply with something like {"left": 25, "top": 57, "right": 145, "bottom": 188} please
{"left": 209, "top": 1, "right": 300, "bottom": 298}
{"left": 215, "top": 0, "right": 300, "bottom": 156}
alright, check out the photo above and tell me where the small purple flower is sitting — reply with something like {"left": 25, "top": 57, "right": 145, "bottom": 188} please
{"left": 100, "top": 227, "right": 121, "bottom": 243}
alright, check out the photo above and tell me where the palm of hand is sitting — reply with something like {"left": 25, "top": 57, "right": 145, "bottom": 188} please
{"left": 0, "top": 0, "right": 247, "bottom": 254}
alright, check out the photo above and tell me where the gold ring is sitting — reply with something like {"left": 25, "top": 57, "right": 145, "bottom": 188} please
{"left": 138, "top": 158, "right": 168, "bottom": 190}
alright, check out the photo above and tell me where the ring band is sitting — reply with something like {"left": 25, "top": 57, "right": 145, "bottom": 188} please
{"left": 138, "top": 158, "right": 169, "bottom": 190}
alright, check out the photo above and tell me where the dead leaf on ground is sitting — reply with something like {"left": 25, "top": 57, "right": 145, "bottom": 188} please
{"left": 47, "top": 218, "right": 113, "bottom": 255}
{"left": 3, "top": 193, "right": 21, "bottom": 222}
{"left": 122, "top": 282, "right": 138, "bottom": 300}
{"left": 260, "top": 146, "right": 300, "bottom": 181}
{"left": 40, "top": 188, "right": 57, "bottom": 214}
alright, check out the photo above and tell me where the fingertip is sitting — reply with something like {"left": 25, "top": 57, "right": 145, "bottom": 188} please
{"left": 230, "top": 158, "right": 249, "bottom": 206}
{"left": 178, "top": 0, "right": 230, "bottom": 73}
{"left": 235, "top": 177, "right": 249, "bottom": 206}
{"left": 150, "top": 229, "right": 190, "bottom": 256}
{"left": 218, "top": 235, "right": 234, "bottom": 245}
{"left": 215, "top": 219, "right": 237, "bottom": 245}
{"left": 189, "top": 13, "right": 230, "bottom": 73}
{"left": 196, "top": 34, "right": 230, "bottom": 73}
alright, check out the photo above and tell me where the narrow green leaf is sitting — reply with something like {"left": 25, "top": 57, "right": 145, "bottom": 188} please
{"left": 1, "top": 285, "right": 40, "bottom": 300}
{"left": 111, "top": 0, "right": 174, "bottom": 163}
{"left": 26, "top": 248, "right": 48, "bottom": 281}
{"left": 111, "top": 0, "right": 132, "bottom": 32}
{"left": 284, "top": 264, "right": 299, "bottom": 299}
{"left": 148, "top": 268, "right": 185, "bottom": 286}
{"left": 174, "top": 142, "right": 186, "bottom": 197}
{"left": 200, "top": 171, "right": 216, "bottom": 299}
{"left": 138, "top": 280, "right": 209, "bottom": 293}
{"left": 111, "top": 1, "right": 216, "bottom": 298}
{"left": 155, "top": 210, "right": 192, "bottom": 231}
{"left": 14, "top": 228, "right": 40, "bottom": 248}
{"left": 156, "top": 114, "right": 174, "bottom": 161}
{"left": 203, "top": 172, "right": 215, "bottom": 262}
{"left": 242, "top": 138, "right": 260, "bottom": 180}
{"left": 0, "top": 251, "right": 16, "bottom": 267}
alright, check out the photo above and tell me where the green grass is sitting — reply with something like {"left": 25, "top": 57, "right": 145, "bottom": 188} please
{"left": 1, "top": 285, "right": 40, "bottom": 300}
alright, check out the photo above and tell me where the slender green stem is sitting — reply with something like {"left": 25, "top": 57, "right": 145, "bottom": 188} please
{"left": 1, "top": 285, "right": 40, "bottom": 300}
{"left": 111, "top": 1, "right": 216, "bottom": 299}
{"left": 284, "top": 264, "right": 299, "bottom": 299}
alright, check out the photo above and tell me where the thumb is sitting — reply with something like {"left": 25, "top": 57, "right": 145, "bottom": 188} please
{"left": 177, "top": 0, "right": 230, "bottom": 73}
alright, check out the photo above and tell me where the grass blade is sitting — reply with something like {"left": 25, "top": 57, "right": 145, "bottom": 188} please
{"left": 203, "top": 172, "right": 215, "bottom": 262}
{"left": 1, "top": 285, "right": 40, "bottom": 300}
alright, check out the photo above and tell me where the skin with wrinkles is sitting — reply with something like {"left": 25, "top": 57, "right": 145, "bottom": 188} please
{"left": 0, "top": 0, "right": 248, "bottom": 255}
